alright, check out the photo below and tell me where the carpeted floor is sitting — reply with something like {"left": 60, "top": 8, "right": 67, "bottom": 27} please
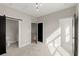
{"left": 1, "top": 42, "right": 72, "bottom": 56}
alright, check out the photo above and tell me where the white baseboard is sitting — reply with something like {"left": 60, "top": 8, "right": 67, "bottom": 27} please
{"left": 19, "top": 42, "right": 30, "bottom": 48}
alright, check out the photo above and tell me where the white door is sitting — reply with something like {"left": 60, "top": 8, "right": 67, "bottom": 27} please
{"left": 59, "top": 17, "right": 73, "bottom": 56}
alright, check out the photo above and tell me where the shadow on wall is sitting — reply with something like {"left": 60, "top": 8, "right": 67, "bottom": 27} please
{"left": 45, "top": 27, "right": 71, "bottom": 56}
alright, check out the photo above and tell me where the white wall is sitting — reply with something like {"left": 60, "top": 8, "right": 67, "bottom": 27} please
{"left": 0, "top": 4, "right": 36, "bottom": 48}
{"left": 37, "top": 7, "right": 75, "bottom": 44}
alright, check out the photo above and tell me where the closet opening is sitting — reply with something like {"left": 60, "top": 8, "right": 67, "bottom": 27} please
{"left": 6, "top": 17, "right": 19, "bottom": 49}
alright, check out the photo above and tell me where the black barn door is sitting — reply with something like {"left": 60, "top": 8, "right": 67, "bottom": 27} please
{"left": 0, "top": 15, "right": 6, "bottom": 55}
{"left": 38, "top": 23, "right": 43, "bottom": 42}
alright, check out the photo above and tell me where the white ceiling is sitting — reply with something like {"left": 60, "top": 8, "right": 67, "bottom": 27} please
{"left": 2, "top": 3, "right": 76, "bottom": 17}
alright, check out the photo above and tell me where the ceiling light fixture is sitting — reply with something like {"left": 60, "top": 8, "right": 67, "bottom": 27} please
{"left": 35, "top": 3, "right": 42, "bottom": 11}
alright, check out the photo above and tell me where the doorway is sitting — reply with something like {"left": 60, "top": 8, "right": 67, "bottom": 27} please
{"left": 31, "top": 23, "right": 38, "bottom": 43}
{"left": 38, "top": 23, "right": 43, "bottom": 42}
{"left": 6, "top": 18, "right": 19, "bottom": 48}
{"left": 31, "top": 23, "right": 43, "bottom": 43}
